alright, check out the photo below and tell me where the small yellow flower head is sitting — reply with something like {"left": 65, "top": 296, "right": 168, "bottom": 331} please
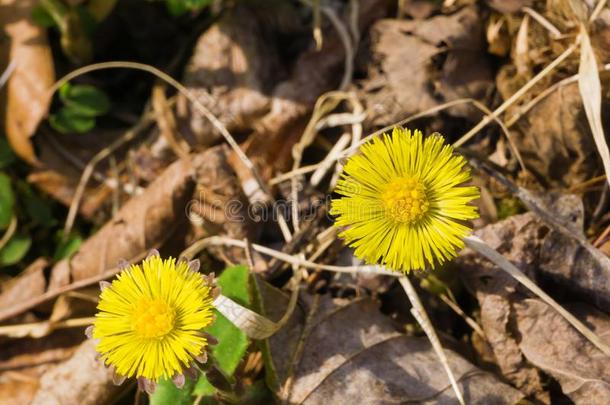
{"left": 331, "top": 128, "right": 480, "bottom": 272}
{"left": 89, "top": 252, "right": 216, "bottom": 391}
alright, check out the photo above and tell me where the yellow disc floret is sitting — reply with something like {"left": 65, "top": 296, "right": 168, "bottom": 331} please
{"left": 382, "top": 177, "right": 429, "bottom": 223}
{"left": 132, "top": 298, "right": 176, "bottom": 339}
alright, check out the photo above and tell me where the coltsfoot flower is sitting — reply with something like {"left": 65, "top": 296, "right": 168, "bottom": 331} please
{"left": 331, "top": 128, "right": 480, "bottom": 272}
{"left": 87, "top": 251, "right": 217, "bottom": 393}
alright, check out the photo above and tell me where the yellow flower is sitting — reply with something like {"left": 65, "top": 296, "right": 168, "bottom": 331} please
{"left": 90, "top": 253, "right": 216, "bottom": 390}
{"left": 331, "top": 128, "right": 479, "bottom": 272}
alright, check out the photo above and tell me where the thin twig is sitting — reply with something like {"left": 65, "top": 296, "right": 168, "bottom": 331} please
{"left": 0, "top": 215, "right": 17, "bottom": 251}
{"left": 590, "top": 0, "right": 609, "bottom": 22}
{"left": 270, "top": 164, "right": 322, "bottom": 185}
{"left": 0, "top": 316, "right": 95, "bottom": 338}
{"left": 522, "top": 7, "right": 562, "bottom": 38}
{"left": 439, "top": 293, "right": 485, "bottom": 338}
{"left": 62, "top": 111, "right": 154, "bottom": 239}
{"left": 454, "top": 42, "right": 578, "bottom": 148}
{"left": 181, "top": 235, "right": 398, "bottom": 277}
{"left": 505, "top": 63, "right": 610, "bottom": 127}
{"left": 0, "top": 60, "right": 17, "bottom": 89}
{"left": 399, "top": 277, "right": 465, "bottom": 405}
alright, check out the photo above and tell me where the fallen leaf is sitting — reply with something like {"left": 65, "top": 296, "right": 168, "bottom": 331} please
{"left": 458, "top": 194, "right": 610, "bottom": 403}
{"left": 1, "top": 0, "right": 55, "bottom": 165}
{"left": 256, "top": 281, "right": 524, "bottom": 404}
{"left": 361, "top": 6, "right": 495, "bottom": 127}
{"left": 514, "top": 299, "right": 610, "bottom": 403}
{"left": 181, "top": 3, "right": 281, "bottom": 145}
{"left": 508, "top": 81, "right": 608, "bottom": 188}
{"left": 0, "top": 329, "right": 83, "bottom": 405}
{"left": 0, "top": 258, "right": 47, "bottom": 312}
{"left": 30, "top": 339, "right": 127, "bottom": 405}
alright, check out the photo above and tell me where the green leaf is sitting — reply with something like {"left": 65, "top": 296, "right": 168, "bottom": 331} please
{"left": 150, "top": 377, "right": 195, "bottom": 405}
{"left": 49, "top": 107, "right": 96, "bottom": 134}
{"left": 217, "top": 264, "right": 251, "bottom": 306}
{"left": 24, "top": 192, "right": 56, "bottom": 228}
{"left": 59, "top": 83, "right": 110, "bottom": 117}
{"left": 31, "top": 5, "right": 57, "bottom": 27}
{"left": 0, "top": 234, "right": 32, "bottom": 266}
{"left": 0, "top": 173, "right": 15, "bottom": 230}
{"left": 0, "top": 138, "right": 16, "bottom": 169}
{"left": 165, "top": 0, "right": 212, "bottom": 16}
{"left": 194, "top": 265, "right": 251, "bottom": 396}
{"left": 53, "top": 234, "right": 83, "bottom": 261}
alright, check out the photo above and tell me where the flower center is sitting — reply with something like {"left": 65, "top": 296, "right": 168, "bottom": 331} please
{"left": 132, "top": 298, "right": 175, "bottom": 339}
{"left": 382, "top": 177, "right": 429, "bottom": 223}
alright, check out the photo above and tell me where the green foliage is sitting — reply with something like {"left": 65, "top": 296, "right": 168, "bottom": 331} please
{"left": 50, "top": 83, "right": 110, "bottom": 134}
{"left": 150, "top": 377, "right": 196, "bottom": 405}
{"left": 0, "top": 234, "right": 32, "bottom": 266}
{"left": 31, "top": 4, "right": 57, "bottom": 27}
{"left": 0, "top": 139, "right": 16, "bottom": 169}
{"left": 53, "top": 233, "right": 83, "bottom": 261}
{"left": 164, "top": 0, "right": 213, "bottom": 16}
{"left": 497, "top": 197, "right": 525, "bottom": 220}
{"left": 0, "top": 173, "right": 15, "bottom": 230}
{"left": 59, "top": 83, "right": 110, "bottom": 116}
{"left": 49, "top": 107, "right": 96, "bottom": 133}
{"left": 150, "top": 265, "right": 252, "bottom": 404}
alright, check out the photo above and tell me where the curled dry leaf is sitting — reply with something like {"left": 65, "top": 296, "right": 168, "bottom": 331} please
{"left": 578, "top": 28, "right": 610, "bottom": 187}
{"left": 1, "top": 0, "right": 55, "bottom": 165}
{"left": 515, "top": 299, "right": 610, "bottom": 404}
{"left": 507, "top": 80, "right": 609, "bottom": 188}
{"left": 256, "top": 279, "right": 524, "bottom": 404}
{"left": 181, "top": 3, "right": 281, "bottom": 145}
{"left": 361, "top": 6, "right": 494, "bottom": 127}
{"left": 458, "top": 194, "right": 610, "bottom": 403}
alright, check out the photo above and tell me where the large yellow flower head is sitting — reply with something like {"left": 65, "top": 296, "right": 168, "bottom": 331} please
{"left": 331, "top": 128, "right": 479, "bottom": 272}
{"left": 90, "top": 253, "right": 216, "bottom": 391}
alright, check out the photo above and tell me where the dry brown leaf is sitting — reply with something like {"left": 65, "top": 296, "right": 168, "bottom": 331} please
{"left": 0, "top": 329, "right": 84, "bottom": 405}
{"left": 257, "top": 281, "right": 524, "bottom": 404}
{"left": 361, "top": 6, "right": 494, "bottom": 127}
{"left": 515, "top": 299, "right": 610, "bottom": 403}
{"left": 0, "top": 0, "right": 55, "bottom": 165}
{"left": 30, "top": 339, "right": 127, "bottom": 405}
{"left": 49, "top": 156, "right": 195, "bottom": 285}
{"left": 510, "top": 81, "right": 606, "bottom": 188}
{"left": 0, "top": 258, "right": 47, "bottom": 312}
{"left": 181, "top": 3, "right": 281, "bottom": 145}
{"left": 244, "top": 0, "right": 390, "bottom": 175}
{"left": 458, "top": 194, "right": 610, "bottom": 403}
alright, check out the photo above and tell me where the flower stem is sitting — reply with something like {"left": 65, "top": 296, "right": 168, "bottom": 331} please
{"left": 399, "top": 277, "right": 465, "bottom": 405}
